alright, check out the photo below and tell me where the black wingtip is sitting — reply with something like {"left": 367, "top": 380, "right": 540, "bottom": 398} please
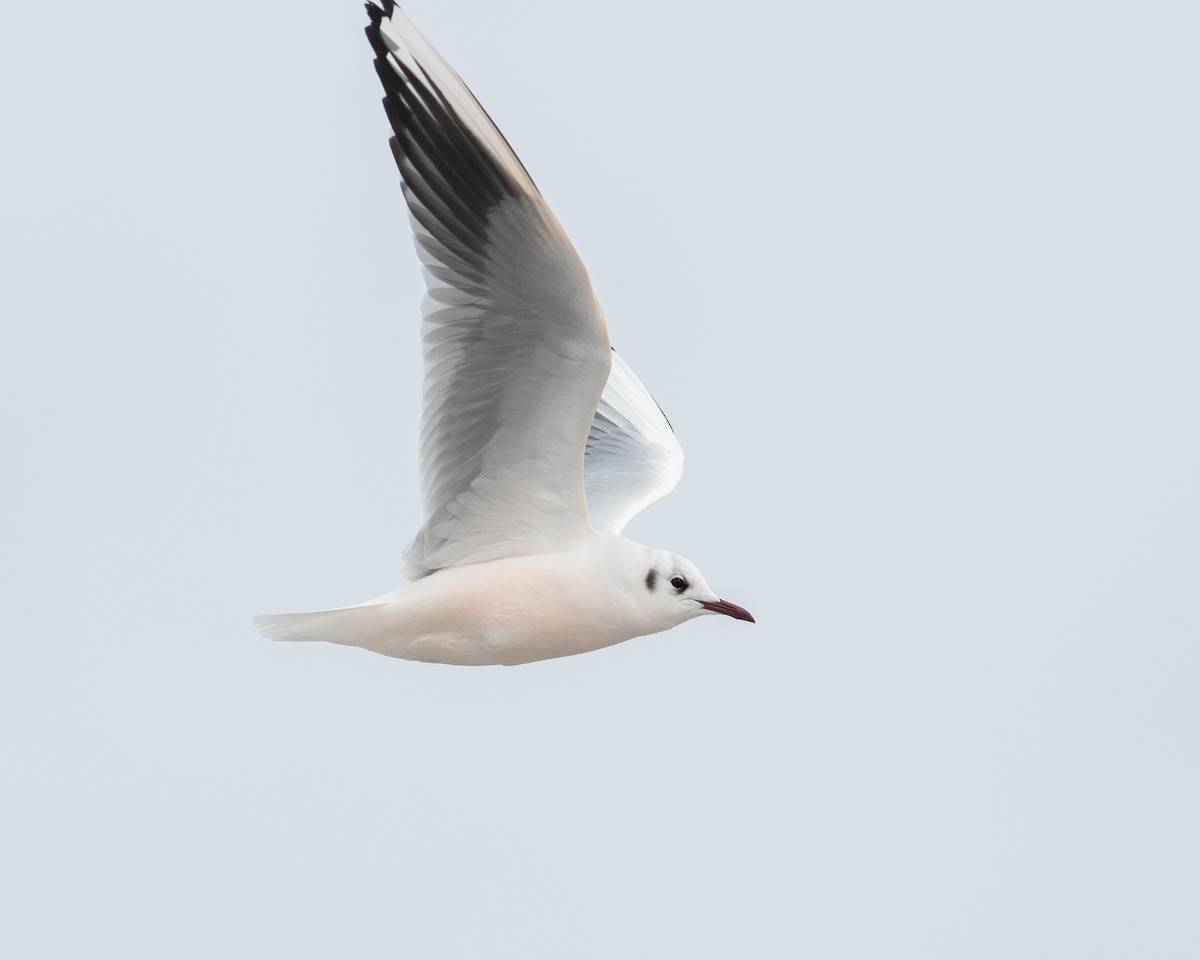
{"left": 364, "top": 1, "right": 393, "bottom": 32}
{"left": 364, "top": 3, "right": 391, "bottom": 60}
{"left": 365, "top": 0, "right": 397, "bottom": 25}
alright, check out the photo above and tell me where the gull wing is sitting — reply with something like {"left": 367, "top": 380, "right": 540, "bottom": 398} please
{"left": 584, "top": 350, "right": 685, "bottom": 534}
{"left": 366, "top": 3, "right": 612, "bottom": 578}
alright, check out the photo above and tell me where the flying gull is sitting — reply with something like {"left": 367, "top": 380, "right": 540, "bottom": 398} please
{"left": 254, "top": 2, "right": 754, "bottom": 665}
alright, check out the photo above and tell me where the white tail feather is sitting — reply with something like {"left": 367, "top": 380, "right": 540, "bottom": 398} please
{"left": 253, "top": 605, "right": 386, "bottom": 645}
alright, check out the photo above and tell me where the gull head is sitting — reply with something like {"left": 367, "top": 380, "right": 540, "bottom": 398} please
{"left": 635, "top": 547, "right": 755, "bottom": 631}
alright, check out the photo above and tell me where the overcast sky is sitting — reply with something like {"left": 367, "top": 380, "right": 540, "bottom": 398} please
{"left": 3, "top": 1, "right": 1198, "bottom": 956}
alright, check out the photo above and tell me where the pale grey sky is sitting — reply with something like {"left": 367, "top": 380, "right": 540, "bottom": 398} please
{"left": 3, "top": 1, "right": 1198, "bottom": 956}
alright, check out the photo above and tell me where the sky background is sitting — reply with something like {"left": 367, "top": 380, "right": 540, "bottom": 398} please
{"left": 3, "top": 0, "right": 1198, "bottom": 956}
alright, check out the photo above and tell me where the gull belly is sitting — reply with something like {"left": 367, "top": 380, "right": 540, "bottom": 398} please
{"left": 259, "top": 535, "right": 658, "bottom": 666}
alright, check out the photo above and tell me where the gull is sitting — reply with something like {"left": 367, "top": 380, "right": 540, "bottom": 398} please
{"left": 254, "top": 1, "right": 754, "bottom": 666}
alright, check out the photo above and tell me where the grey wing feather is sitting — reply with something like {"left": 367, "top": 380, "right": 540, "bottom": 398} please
{"left": 584, "top": 350, "right": 685, "bottom": 534}
{"left": 366, "top": 3, "right": 611, "bottom": 578}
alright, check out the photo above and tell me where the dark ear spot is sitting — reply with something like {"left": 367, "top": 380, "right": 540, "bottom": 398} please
{"left": 645, "top": 568, "right": 657, "bottom": 591}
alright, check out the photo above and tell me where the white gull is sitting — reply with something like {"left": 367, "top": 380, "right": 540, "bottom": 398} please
{"left": 254, "top": 2, "right": 754, "bottom": 665}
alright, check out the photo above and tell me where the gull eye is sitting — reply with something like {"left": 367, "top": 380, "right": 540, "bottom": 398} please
{"left": 670, "top": 576, "right": 688, "bottom": 592}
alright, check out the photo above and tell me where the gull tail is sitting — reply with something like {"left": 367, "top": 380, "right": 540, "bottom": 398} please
{"left": 253, "top": 605, "right": 386, "bottom": 645}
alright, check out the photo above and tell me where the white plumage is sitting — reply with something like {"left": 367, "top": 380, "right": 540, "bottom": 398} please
{"left": 254, "top": 3, "right": 752, "bottom": 665}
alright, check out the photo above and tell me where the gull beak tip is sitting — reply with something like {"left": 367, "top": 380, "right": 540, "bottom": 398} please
{"left": 700, "top": 599, "right": 755, "bottom": 623}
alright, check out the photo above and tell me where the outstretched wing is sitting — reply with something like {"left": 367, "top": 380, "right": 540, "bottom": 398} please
{"left": 584, "top": 350, "right": 685, "bottom": 534}
{"left": 366, "top": 2, "right": 612, "bottom": 578}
